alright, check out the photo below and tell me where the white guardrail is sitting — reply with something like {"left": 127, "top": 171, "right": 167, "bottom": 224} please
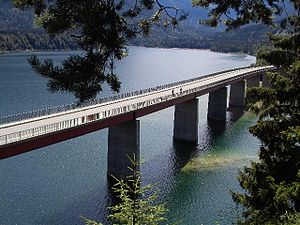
{"left": 0, "top": 66, "right": 275, "bottom": 146}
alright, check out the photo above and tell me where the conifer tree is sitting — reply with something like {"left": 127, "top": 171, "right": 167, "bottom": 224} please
{"left": 82, "top": 156, "right": 169, "bottom": 225}
{"left": 193, "top": 0, "right": 300, "bottom": 224}
{"left": 11, "top": 0, "right": 187, "bottom": 102}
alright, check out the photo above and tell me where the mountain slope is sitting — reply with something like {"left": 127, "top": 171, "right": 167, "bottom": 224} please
{"left": 0, "top": 1, "right": 270, "bottom": 54}
{"left": 0, "top": 1, "right": 34, "bottom": 31}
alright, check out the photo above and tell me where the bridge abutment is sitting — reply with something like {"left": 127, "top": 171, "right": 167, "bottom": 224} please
{"left": 229, "top": 80, "right": 246, "bottom": 108}
{"left": 207, "top": 87, "right": 227, "bottom": 121}
{"left": 173, "top": 99, "right": 199, "bottom": 143}
{"left": 107, "top": 120, "right": 140, "bottom": 180}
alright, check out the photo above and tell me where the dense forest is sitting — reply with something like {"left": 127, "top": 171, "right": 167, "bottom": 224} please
{"left": 0, "top": 2, "right": 78, "bottom": 52}
{"left": 130, "top": 25, "right": 269, "bottom": 55}
{"left": 0, "top": 1, "right": 33, "bottom": 31}
{"left": 0, "top": 31, "right": 78, "bottom": 52}
{"left": 0, "top": 25, "right": 269, "bottom": 55}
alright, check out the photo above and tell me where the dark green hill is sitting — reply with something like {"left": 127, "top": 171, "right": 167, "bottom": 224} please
{"left": 0, "top": 1, "right": 77, "bottom": 51}
{"left": 130, "top": 24, "right": 270, "bottom": 55}
{"left": 0, "top": 30, "right": 78, "bottom": 52}
{"left": 0, "top": 1, "right": 34, "bottom": 31}
{"left": 0, "top": 1, "right": 269, "bottom": 54}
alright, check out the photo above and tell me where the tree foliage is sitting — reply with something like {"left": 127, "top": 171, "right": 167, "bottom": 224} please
{"left": 11, "top": 0, "right": 187, "bottom": 102}
{"left": 192, "top": 0, "right": 299, "bottom": 31}
{"left": 280, "top": 212, "right": 300, "bottom": 225}
{"left": 82, "top": 156, "right": 169, "bottom": 225}
{"left": 193, "top": 0, "right": 300, "bottom": 224}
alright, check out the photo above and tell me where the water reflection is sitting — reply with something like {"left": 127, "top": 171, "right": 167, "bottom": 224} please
{"left": 172, "top": 141, "right": 198, "bottom": 170}
{"left": 227, "top": 108, "right": 245, "bottom": 123}
{"left": 207, "top": 119, "right": 227, "bottom": 140}
{"left": 84, "top": 179, "right": 115, "bottom": 225}
{"left": 171, "top": 110, "right": 245, "bottom": 171}
{"left": 101, "top": 181, "right": 117, "bottom": 224}
{"left": 204, "top": 109, "right": 245, "bottom": 153}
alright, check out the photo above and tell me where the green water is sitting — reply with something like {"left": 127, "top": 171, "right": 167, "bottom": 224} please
{"left": 164, "top": 112, "right": 259, "bottom": 225}
{"left": 185, "top": 113, "right": 259, "bottom": 172}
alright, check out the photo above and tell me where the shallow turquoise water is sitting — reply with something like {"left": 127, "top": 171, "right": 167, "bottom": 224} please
{"left": 165, "top": 112, "right": 259, "bottom": 225}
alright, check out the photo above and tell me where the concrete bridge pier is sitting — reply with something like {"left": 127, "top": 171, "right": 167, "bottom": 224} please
{"left": 247, "top": 75, "right": 260, "bottom": 88}
{"left": 245, "top": 75, "right": 261, "bottom": 108}
{"left": 229, "top": 80, "right": 246, "bottom": 108}
{"left": 173, "top": 99, "right": 199, "bottom": 143}
{"left": 261, "top": 74, "right": 271, "bottom": 87}
{"left": 107, "top": 120, "right": 140, "bottom": 180}
{"left": 207, "top": 87, "right": 227, "bottom": 121}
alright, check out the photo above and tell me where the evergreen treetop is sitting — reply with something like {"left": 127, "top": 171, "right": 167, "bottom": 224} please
{"left": 11, "top": 0, "right": 187, "bottom": 102}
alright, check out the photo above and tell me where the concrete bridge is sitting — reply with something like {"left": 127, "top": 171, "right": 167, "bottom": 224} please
{"left": 0, "top": 66, "right": 276, "bottom": 178}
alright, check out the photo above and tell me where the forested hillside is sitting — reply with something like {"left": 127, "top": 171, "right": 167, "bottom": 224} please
{"left": 0, "top": 31, "right": 78, "bottom": 52}
{"left": 130, "top": 25, "right": 269, "bottom": 54}
{"left": 0, "top": 1, "right": 34, "bottom": 31}
{"left": 0, "top": 0, "right": 269, "bottom": 54}
{"left": 0, "top": 1, "right": 78, "bottom": 51}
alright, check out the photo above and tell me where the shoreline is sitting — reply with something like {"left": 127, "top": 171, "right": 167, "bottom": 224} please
{"left": 0, "top": 45, "right": 254, "bottom": 56}
{"left": 0, "top": 48, "right": 77, "bottom": 55}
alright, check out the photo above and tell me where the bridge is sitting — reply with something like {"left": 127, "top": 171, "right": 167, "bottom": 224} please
{"left": 0, "top": 66, "right": 275, "bottom": 178}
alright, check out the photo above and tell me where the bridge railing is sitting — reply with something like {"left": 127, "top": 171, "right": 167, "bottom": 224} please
{"left": 0, "top": 82, "right": 213, "bottom": 145}
{"left": 0, "top": 66, "right": 262, "bottom": 125}
{"left": 0, "top": 66, "right": 276, "bottom": 146}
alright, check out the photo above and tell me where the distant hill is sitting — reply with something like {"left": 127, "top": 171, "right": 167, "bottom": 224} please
{"left": 129, "top": 24, "right": 270, "bottom": 55}
{"left": 0, "top": 0, "right": 208, "bottom": 32}
{"left": 0, "top": 30, "right": 78, "bottom": 52}
{"left": 0, "top": 1, "right": 35, "bottom": 31}
{"left": 0, "top": 1, "right": 272, "bottom": 54}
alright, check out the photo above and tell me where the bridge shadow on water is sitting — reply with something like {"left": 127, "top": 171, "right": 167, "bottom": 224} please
{"left": 172, "top": 140, "right": 199, "bottom": 170}
{"left": 227, "top": 108, "right": 245, "bottom": 124}
{"left": 172, "top": 108, "right": 245, "bottom": 171}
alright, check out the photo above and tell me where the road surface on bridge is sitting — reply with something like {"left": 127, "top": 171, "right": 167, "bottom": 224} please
{"left": 0, "top": 65, "right": 275, "bottom": 159}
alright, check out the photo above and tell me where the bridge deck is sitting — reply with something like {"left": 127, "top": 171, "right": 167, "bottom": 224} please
{"left": 0, "top": 66, "right": 275, "bottom": 159}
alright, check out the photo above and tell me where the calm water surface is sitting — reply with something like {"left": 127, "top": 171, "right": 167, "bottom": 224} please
{"left": 0, "top": 47, "right": 258, "bottom": 225}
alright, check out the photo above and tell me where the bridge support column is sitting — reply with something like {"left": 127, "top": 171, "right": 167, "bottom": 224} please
{"left": 229, "top": 80, "right": 246, "bottom": 108}
{"left": 107, "top": 120, "right": 140, "bottom": 180}
{"left": 246, "top": 75, "right": 261, "bottom": 108}
{"left": 173, "top": 99, "right": 198, "bottom": 143}
{"left": 207, "top": 87, "right": 227, "bottom": 121}
{"left": 261, "top": 73, "right": 271, "bottom": 87}
{"left": 247, "top": 75, "right": 260, "bottom": 88}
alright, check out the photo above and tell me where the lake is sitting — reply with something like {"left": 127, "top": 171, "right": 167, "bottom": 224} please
{"left": 0, "top": 46, "right": 258, "bottom": 225}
